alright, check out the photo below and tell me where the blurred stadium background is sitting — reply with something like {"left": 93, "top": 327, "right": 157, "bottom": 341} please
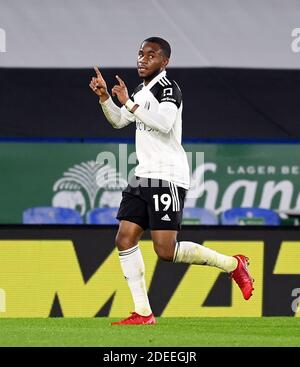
{"left": 0, "top": 0, "right": 299, "bottom": 336}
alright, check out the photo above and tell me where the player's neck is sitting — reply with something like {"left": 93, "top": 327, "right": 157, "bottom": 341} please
{"left": 143, "top": 69, "right": 165, "bottom": 86}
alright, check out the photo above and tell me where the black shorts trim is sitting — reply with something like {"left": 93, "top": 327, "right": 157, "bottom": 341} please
{"left": 117, "top": 216, "right": 148, "bottom": 231}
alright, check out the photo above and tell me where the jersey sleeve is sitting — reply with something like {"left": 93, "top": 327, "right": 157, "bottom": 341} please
{"left": 157, "top": 80, "right": 182, "bottom": 108}
{"left": 100, "top": 97, "right": 134, "bottom": 128}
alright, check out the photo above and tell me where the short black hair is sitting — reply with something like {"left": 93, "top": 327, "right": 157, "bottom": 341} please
{"left": 142, "top": 37, "right": 171, "bottom": 58}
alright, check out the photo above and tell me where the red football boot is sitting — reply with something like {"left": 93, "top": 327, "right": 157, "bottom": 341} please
{"left": 230, "top": 255, "right": 254, "bottom": 300}
{"left": 111, "top": 312, "right": 156, "bottom": 325}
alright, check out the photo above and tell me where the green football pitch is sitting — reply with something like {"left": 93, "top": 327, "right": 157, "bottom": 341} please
{"left": 0, "top": 317, "right": 299, "bottom": 347}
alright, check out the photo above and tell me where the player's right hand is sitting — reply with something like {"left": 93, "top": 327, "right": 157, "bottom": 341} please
{"left": 89, "top": 67, "right": 110, "bottom": 102}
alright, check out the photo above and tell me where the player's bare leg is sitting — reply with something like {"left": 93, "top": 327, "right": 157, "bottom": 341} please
{"left": 151, "top": 230, "right": 254, "bottom": 300}
{"left": 151, "top": 230, "right": 178, "bottom": 261}
{"left": 112, "top": 220, "right": 156, "bottom": 325}
{"left": 115, "top": 219, "right": 144, "bottom": 251}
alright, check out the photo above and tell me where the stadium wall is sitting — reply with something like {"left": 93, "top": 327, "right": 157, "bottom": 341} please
{"left": 0, "top": 225, "right": 299, "bottom": 318}
{"left": 1, "top": 142, "right": 300, "bottom": 223}
{"left": 1, "top": 68, "right": 300, "bottom": 139}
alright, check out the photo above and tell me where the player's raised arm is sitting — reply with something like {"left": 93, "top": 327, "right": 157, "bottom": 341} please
{"left": 89, "top": 66, "right": 110, "bottom": 103}
{"left": 111, "top": 75, "right": 131, "bottom": 106}
{"left": 89, "top": 67, "right": 135, "bottom": 129}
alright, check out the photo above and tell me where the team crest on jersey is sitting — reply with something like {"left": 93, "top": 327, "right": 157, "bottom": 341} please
{"left": 144, "top": 101, "right": 150, "bottom": 110}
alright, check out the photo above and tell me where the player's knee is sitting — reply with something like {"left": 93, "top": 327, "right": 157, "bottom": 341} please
{"left": 115, "top": 232, "right": 136, "bottom": 251}
{"left": 153, "top": 242, "right": 174, "bottom": 262}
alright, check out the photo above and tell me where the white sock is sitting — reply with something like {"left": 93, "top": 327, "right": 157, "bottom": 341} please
{"left": 118, "top": 244, "right": 152, "bottom": 316}
{"left": 173, "top": 241, "right": 238, "bottom": 272}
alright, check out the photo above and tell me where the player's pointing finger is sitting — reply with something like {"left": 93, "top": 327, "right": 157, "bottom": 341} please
{"left": 94, "top": 66, "right": 102, "bottom": 78}
{"left": 116, "top": 75, "right": 125, "bottom": 86}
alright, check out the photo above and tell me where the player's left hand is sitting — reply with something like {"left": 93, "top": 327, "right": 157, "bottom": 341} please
{"left": 111, "top": 75, "right": 130, "bottom": 105}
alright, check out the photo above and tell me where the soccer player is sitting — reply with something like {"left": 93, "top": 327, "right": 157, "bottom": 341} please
{"left": 89, "top": 37, "right": 254, "bottom": 325}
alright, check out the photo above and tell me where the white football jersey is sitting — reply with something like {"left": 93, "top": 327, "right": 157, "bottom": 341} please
{"left": 100, "top": 70, "right": 190, "bottom": 189}
{"left": 132, "top": 71, "right": 190, "bottom": 189}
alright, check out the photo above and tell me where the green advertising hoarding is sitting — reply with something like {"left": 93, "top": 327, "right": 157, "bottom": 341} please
{"left": 0, "top": 142, "right": 299, "bottom": 223}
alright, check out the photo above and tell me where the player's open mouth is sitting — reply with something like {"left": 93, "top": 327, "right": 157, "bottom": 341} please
{"left": 138, "top": 66, "right": 147, "bottom": 71}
